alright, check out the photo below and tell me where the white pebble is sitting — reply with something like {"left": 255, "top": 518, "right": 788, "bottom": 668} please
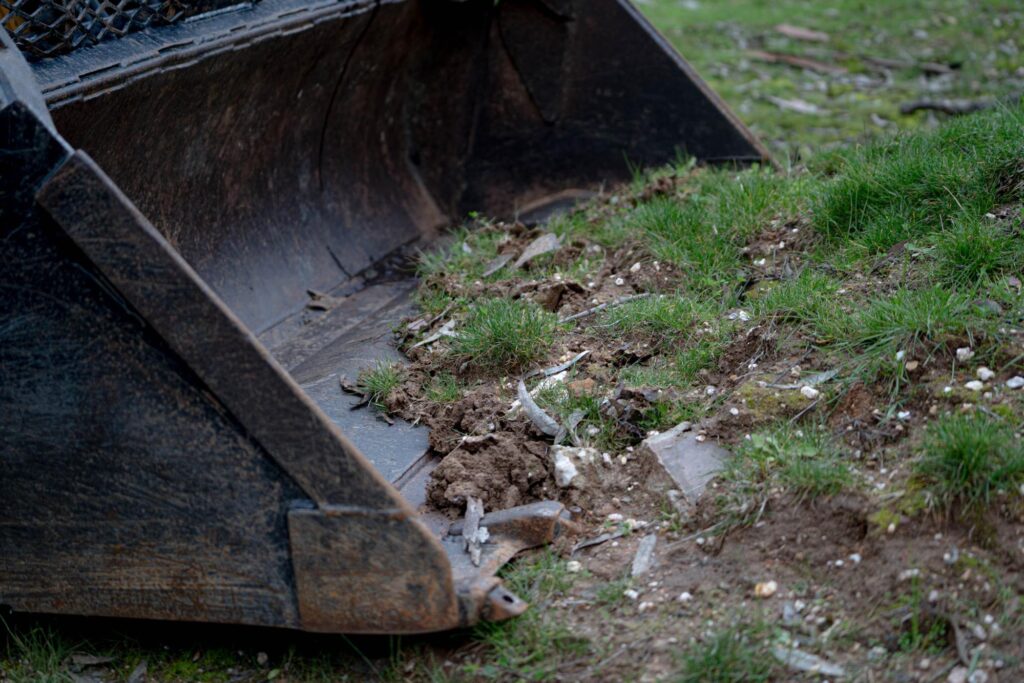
{"left": 1006, "top": 376, "right": 1024, "bottom": 389}
{"left": 614, "top": 277, "right": 625, "bottom": 286}
{"left": 553, "top": 450, "right": 579, "bottom": 488}
{"left": 896, "top": 350, "right": 906, "bottom": 361}
{"left": 943, "top": 386, "right": 953, "bottom": 394}
{"left": 677, "top": 591, "right": 694, "bottom": 603}
{"left": 629, "top": 262, "right": 642, "bottom": 273}
{"left": 977, "top": 367, "right": 995, "bottom": 381}
{"left": 956, "top": 347, "right": 975, "bottom": 362}
{"left": 800, "top": 386, "right": 820, "bottom": 400}
{"left": 899, "top": 568, "right": 921, "bottom": 581}
{"left": 965, "top": 380, "right": 985, "bottom": 392}
{"left": 624, "top": 589, "right": 640, "bottom": 601}
{"left": 897, "top": 410, "right": 911, "bottom": 421}
{"left": 607, "top": 513, "right": 624, "bottom": 522}
{"left": 849, "top": 553, "right": 862, "bottom": 564}
{"left": 566, "top": 560, "right": 582, "bottom": 573}
{"left": 928, "top": 589, "right": 940, "bottom": 603}
{"left": 754, "top": 580, "right": 778, "bottom": 598}
{"left": 729, "top": 407, "right": 740, "bottom": 416}
{"left": 705, "top": 385, "right": 717, "bottom": 396}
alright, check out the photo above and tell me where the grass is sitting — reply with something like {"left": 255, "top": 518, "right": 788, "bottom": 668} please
{"left": 1, "top": 623, "right": 78, "bottom": 683}
{"left": 724, "top": 425, "right": 854, "bottom": 504}
{"left": 601, "top": 295, "right": 713, "bottom": 349}
{"left": 452, "top": 298, "right": 558, "bottom": 373}
{"left": 357, "top": 361, "right": 403, "bottom": 410}
{"left": 469, "top": 551, "right": 589, "bottom": 680}
{"left": 915, "top": 413, "right": 1024, "bottom": 516}
{"left": 673, "top": 622, "right": 776, "bottom": 683}
{"left": 425, "top": 372, "right": 462, "bottom": 404}
{"left": 933, "top": 216, "right": 1019, "bottom": 288}
{"left": 641, "top": 0, "right": 1024, "bottom": 157}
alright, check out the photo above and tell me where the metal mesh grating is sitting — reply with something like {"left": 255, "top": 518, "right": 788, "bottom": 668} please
{"left": 0, "top": 0, "right": 246, "bottom": 59}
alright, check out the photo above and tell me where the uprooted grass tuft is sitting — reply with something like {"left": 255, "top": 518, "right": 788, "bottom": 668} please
{"left": 453, "top": 298, "right": 558, "bottom": 373}
{"left": 915, "top": 412, "right": 1024, "bottom": 516}
{"left": 357, "top": 361, "right": 403, "bottom": 410}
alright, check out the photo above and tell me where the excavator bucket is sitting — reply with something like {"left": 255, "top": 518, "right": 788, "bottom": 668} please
{"left": 0, "top": 0, "right": 768, "bottom": 633}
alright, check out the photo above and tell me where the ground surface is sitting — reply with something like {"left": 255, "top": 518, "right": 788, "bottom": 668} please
{"left": 4, "top": 3, "right": 1024, "bottom": 683}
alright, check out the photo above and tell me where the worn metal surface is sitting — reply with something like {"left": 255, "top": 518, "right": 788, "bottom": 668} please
{"left": 1, "top": 0, "right": 767, "bottom": 634}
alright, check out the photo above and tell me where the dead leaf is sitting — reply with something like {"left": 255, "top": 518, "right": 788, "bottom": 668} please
{"left": 514, "top": 233, "right": 562, "bottom": 269}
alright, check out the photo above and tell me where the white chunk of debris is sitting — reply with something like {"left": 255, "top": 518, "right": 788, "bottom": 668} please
{"left": 553, "top": 450, "right": 579, "bottom": 488}
{"left": 705, "top": 385, "right": 717, "bottom": 396}
{"left": 772, "top": 647, "right": 846, "bottom": 678}
{"left": 849, "top": 553, "right": 862, "bottom": 565}
{"left": 964, "top": 380, "right": 985, "bottom": 392}
{"left": 898, "top": 568, "right": 921, "bottom": 582}
{"left": 614, "top": 277, "right": 625, "bottom": 286}
{"left": 631, "top": 534, "right": 658, "bottom": 577}
{"left": 754, "top": 580, "right": 778, "bottom": 598}
{"left": 800, "top": 385, "right": 821, "bottom": 400}
{"left": 977, "top": 367, "right": 996, "bottom": 381}
{"left": 1006, "top": 376, "right": 1024, "bottom": 389}
{"left": 956, "top": 347, "right": 975, "bottom": 362}
{"left": 607, "top": 513, "right": 624, "bottom": 522}
{"left": 630, "top": 262, "right": 642, "bottom": 273}
{"left": 638, "top": 601, "right": 654, "bottom": 612}
{"left": 897, "top": 410, "right": 912, "bottom": 421}
{"left": 896, "top": 350, "right": 906, "bottom": 361}
{"left": 729, "top": 407, "right": 740, "bottom": 416}
{"left": 677, "top": 591, "right": 694, "bottom": 603}
{"left": 623, "top": 589, "right": 640, "bottom": 601}
{"left": 566, "top": 560, "right": 582, "bottom": 573}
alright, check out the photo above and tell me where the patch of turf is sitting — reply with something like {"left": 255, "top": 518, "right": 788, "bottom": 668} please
{"left": 357, "top": 360, "right": 403, "bottom": 411}
{"left": 915, "top": 413, "right": 1024, "bottom": 515}
{"left": 933, "top": 216, "right": 1019, "bottom": 289}
{"left": 470, "top": 551, "right": 590, "bottom": 680}
{"left": 673, "top": 622, "right": 775, "bottom": 683}
{"left": 601, "top": 294, "right": 713, "bottom": 348}
{"left": 814, "top": 107, "right": 1024, "bottom": 247}
{"left": 453, "top": 298, "right": 558, "bottom": 374}
{"left": 0, "top": 623, "right": 79, "bottom": 683}
{"left": 726, "top": 425, "right": 854, "bottom": 503}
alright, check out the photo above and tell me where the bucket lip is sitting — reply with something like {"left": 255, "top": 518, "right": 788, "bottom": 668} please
{"left": 34, "top": 0, "right": 379, "bottom": 106}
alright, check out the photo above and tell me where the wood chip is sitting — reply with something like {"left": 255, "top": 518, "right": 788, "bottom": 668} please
{"left": 514, "top": 233, "right": 562, "bottom": 269}
{"left": 774, "top": 23, "right": 830, "bottom": 42}
{"left": 748, "top": 49, "right": 846, "bottom": 75}
{"left": 559, "top": 293, "right": 651, "bottom": 324}
{"left": 482, "top": 253, "right": 514, "bottom": 277}
{"left": 463, "top": 497, "right": 486, "bottom": 567}
{"left": 517, "top": 379, "right": 561, "bottom": 437}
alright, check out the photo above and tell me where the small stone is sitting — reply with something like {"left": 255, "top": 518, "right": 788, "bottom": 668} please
{"left": 919, "top": 658, "right": 932, "bottom": 670}
{"left": 867, "top": 645, "right": 888, "bottom": 661}
{"left": 566, "top": 560, "right": 582, "bottom": 573}
{"left": 614, "top": 277, "right": 625, "bottom": 286}
{"left": 896, "top": 350, "right": 906, "bottom": 361}
{"left": 971, "top": 623, "right": 987, "bottom": 640}
{"left": 977, "top": 367, "right": 996, "bottom": 381}
{"left": 948, "top": 666, "right": 969, "bottom": 683}
{"left": 943, "top": 386, "right": 953, "bottom": 394}
{"left": 553, "top": 450, "right": 579, "bottom": 488}
{"left": 956, "top": 347, "right": 975, "bottom": 362}
{"left": 944, "top": 547, "right": 959, "bottom": 565}
{"left": 928, "top": 589, "right": 940, "bottom": 603}
{"left": 677, "top": 591, "right": 694, "bottom": 603}
{"left": 965, "top": 380, "right": 985, "bottom": 392}
{"left": 1007, "top": 376, "right": 1024, "bottom": 389}
{"left": 630, "top": 262, "right": 642, "bottom": 273}
{"left": 897, "top": 410, "right": 911, "bottom": 421}
{"left": 705, "top": 385, "right": 717, "bottom": 396}
{"left": 800, "top": 386, "right": 820, "bottom": 400}
{"left": 638, "top": 601, "right": 654, "bottom": 612}
{"left": 729, "top": 407, "right": 740, "bottom": 416}
{"left": 623, "top": 589, "right": 640, "bottom": 601}
{"left": 754, "top": 580, "right": 778, "bottom": 598}
{"left": 607, "top": 513, "right": 624, "bottom": 522}
{"left": 898, "top": 568, "right": 921, "bottom": 581}
{"left": 887, "top": 522, "right": 897, "bottom": 534}
{"left": 906, "top": 360, "right": 920, "bottom": 371}
{"left": 257, "top": 653, "right": 269, "bottom": 666}
{"left": 849, "top": 553, "right": 862, "bottom": 564}
{"left": 968, "top": 671, "right": 989, "bottom": 683}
